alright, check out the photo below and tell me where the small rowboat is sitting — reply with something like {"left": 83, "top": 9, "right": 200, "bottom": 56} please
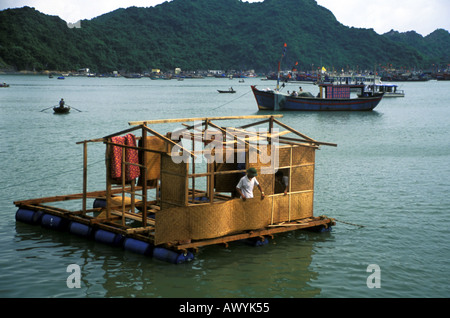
{"left": 53, "top": 106, "right": 70, "bottom": 114}
{"left": 218, "top": 88, "right": 236, "bottom": 93}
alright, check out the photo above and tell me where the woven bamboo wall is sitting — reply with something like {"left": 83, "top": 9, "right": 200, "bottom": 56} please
{"left": 155, "top": 192, "right": 314, "bottom": 245}
{"left": 155, "top": 198, "right": 271, "bottom": 244}
{"left": 160, "top": 153, "right": 187, "bottom": 208}
{"left": 138, "top": 136, "right": 166, "bottom": 178}
{"left": 154, "top": 144, "right": 317, "bottom": 245}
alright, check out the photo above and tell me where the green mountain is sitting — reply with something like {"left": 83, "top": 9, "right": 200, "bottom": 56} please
{"left": 382, "top": 29, "right": 450, "bottom": 66}
{"left": 0, "top": 0, "right": 447, "bottom": 73}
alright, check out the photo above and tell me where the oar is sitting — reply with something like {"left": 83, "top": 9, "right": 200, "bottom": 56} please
{"left": 66, "top": 105, "right": 82, "bottom": 112}
{"left": 40, "top": 105, "right": 58, "bottom": 112}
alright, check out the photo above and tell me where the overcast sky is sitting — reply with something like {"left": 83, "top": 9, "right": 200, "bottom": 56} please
{"left": 1, "top": 0, "right": 449, "bottom": 36}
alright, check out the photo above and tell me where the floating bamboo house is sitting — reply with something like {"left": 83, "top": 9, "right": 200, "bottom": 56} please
{"left": 14, "top": 115, "right": 336, "bottom": 264}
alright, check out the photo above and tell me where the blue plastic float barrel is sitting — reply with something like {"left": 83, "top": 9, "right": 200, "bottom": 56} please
{"left": 41, "top": 214, "right": 69, "bottom": 231}
{"left": 69, "top": 222, "right": 93, "bottom": 237}
{"left": 152, "top": 247, "right": 194, "bottom": 264}
{"left": 93, "top": 198, "right": 106, "bottom": 209}
{"left": 15, "top": 208, "right": 44, "bottom": 224}
{"left": 243, "top": 237, "right": 269, "bottom": 247}
{"left": 94, "top": 229, "right": 124, "bottom": 246}
{"left": 307, "top": 225, "right": 333, "bottom": 233}
{"left": 123, "top": 238, "right": 153, "bottom": 256}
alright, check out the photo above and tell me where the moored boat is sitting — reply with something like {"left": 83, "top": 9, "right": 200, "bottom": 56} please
{"left": 53, "top": 106, "right": 70, "bottom": 114}
{"left": 369, "top": 83, "right": 404, "bottom": 97}
{"left": 218, "top": 87, "right": 236, "bottom": 93}
{"left": 251, "top": 84, "right": 384, "bottom": 111}
{"left": 256, "top": 43, "right": 383, "bottom": 111}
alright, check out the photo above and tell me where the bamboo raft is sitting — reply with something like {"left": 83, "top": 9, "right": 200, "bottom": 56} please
{"left": 14, "top": 115, "right": 336, "bottom": 264}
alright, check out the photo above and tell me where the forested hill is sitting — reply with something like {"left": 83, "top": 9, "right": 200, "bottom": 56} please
{"left": 0, "top": 0, "right": 448, "bottom": 73}
{"left": 382, "top": 29, "right": 450, "bottom": 65}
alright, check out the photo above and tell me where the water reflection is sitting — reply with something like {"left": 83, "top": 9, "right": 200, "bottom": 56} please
{"left": 14, "top": 221, "right": 330, "bottom": 298}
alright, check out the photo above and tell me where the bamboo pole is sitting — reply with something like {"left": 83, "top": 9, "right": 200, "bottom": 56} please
{"left": 82, "top": 141, "right": 87, "bottom": 215}
{"left": 279, "top": 136, "right": 337, "bottom": 147}
{"left": 272, "top": 118, "right": 318, "bottom": 143}
{"left": 289, "top": 147, "right": 292, "bottom": 222}
{"left": 142, "top": 126, "right": 148, "bottom": 227}
{"left": 121, "top": 149, "right": 126, "bottom": 226}
{"left": 105, "top": 143, "right": 112, "bottom": 220}
{"left": 103, "top": 125, "right": 143, "bottom": 139}
{"left": 207, "top": 121, "right": 260, "bottom": 155}
{"left": 191, "top": 133, "right": 196, "bottom": 204}
{"left": 128, "top": 115, "right": 283, "bottom": 126}
{"left": 142, "top": 125, "right": 196, "bottom": 159}
{"left": 237, "top": 118, "right": 271, "bottom": 129}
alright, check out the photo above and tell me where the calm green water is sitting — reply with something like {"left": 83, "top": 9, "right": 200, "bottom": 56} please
{"left": 0, "top": 75, "right": 449, "bottom": 298}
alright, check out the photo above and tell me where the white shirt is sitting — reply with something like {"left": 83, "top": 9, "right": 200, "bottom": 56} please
{"left": 236, "top": 175, "right": 259, "bottom": 198}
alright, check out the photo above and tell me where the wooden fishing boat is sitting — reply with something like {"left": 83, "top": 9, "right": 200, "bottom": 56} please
{"left": 0, "top": 83, "right": 9, "bottom": 87}
{"left": 251, "top": 84, "right": 384, "bottom": 111}
{"left": 256, "top": 43, "right": 383, "bottom": 111}
{"left": 218, "top": 88, "right": 236, "bottom": 93}
{"left": 53, "top": 106, "right": 70, "bottom": 114}
{"left": 14, "top": 115, "right": 336, "bottom": 264}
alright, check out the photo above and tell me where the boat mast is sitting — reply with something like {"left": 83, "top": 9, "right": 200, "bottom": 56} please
{"left": 275, "top": 43, "right": 287, "bottom": 111}
{"left": 276, "top": 43, "right": 287, "bottom": 91}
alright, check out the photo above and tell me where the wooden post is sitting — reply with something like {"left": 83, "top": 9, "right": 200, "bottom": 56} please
{"left": 82, "top": 141, "right": 87, "bottom": 215}
{"left": 130, "top": 180, "right": 135, "bottom": 214}
{"left": 273, "top": 118, "right": 318, "bottom": 143}
{"left": 268, "top": 115, "right": 274, "bottom": 145}
{"left": 121, "top": 149, "right": 126, "bottom": 226}
{"left": 105, "top": 142, "right": 112, "bottom": 219}
{"left": 192, "top": 135, "right": 196, "bottom": 204}
{"left": 142, "top": 125, "right": 148, "bottom": 227}
{"left": 289, "top": 147, "right": 292, "bottom": 222}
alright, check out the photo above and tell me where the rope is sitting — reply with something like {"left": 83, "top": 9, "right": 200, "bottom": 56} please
{"left": 334, "top": 218, "right": 365, "bottom": 228}
{"left": 211, "top": 89, "right": 252, "bottom": 110}
{"left": 0, "top": 158, "right": 105, "bottom": 191}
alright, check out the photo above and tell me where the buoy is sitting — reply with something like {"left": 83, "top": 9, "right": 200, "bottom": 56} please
{"left": 69, "top": 222, "right": 93, "bottom": 238}
{"left": 93, "top": 198, "right": 106, "bottom": 208}
{"left": 152, "top": 247, "right": 193, "bottom": 264}
{"left": 123, "top": 238, "right": 153, "bottom": 256}
{"left": 94, "top": 229, "right": 124, "bottom": 246}
{"left": 15, "top": 208, "right": 44, "bottom": 224}
{"left": 307, "top": 225, "right": 333, "bottom": 233}
{"left": 243, "top": 237, "right": 269, "bottom": 247}
{"left": 41, "top": 214, "right": 69, "bottom": 231}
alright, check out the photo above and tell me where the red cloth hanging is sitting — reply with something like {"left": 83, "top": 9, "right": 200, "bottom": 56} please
{"left": 124, "top": 134, "right": 140, "bottom": 180}
{"left": 110, "top": 134, "right": 140, "bottom": 181}
{"left": 111, "top": 136, "right": 124, "bottom": 179}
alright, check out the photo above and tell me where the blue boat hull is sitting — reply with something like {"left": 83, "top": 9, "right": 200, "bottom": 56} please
{"left": 251, "top": 85, "right": 383, "bottom": 111}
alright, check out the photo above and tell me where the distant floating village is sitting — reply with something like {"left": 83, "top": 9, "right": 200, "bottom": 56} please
{"left": 2, "top": 65, "right": 449, "bottom": 81}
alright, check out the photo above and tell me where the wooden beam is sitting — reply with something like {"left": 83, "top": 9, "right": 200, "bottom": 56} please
{"left": 128, "top": 115, "right": 283, "bottom": 126}
{"left": 142, "top": 125, "right": 197, "bottom": 159}
{"left": 272, "top": 118, "right": 317, "bottom": 143}
{"left": 103, "top": 125, "right": 143, "bottom": 139}
{"left": 279, "top": 136, "right": 337, "bottom": 147}
{"left": 172, "top": 217, "right": 334, "bottom": 250}
{"left": 13, "top": 188, "right": 141, "bottom": 206}
{"left": 207, "top": 121, "right": 261, "bottom": 154}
